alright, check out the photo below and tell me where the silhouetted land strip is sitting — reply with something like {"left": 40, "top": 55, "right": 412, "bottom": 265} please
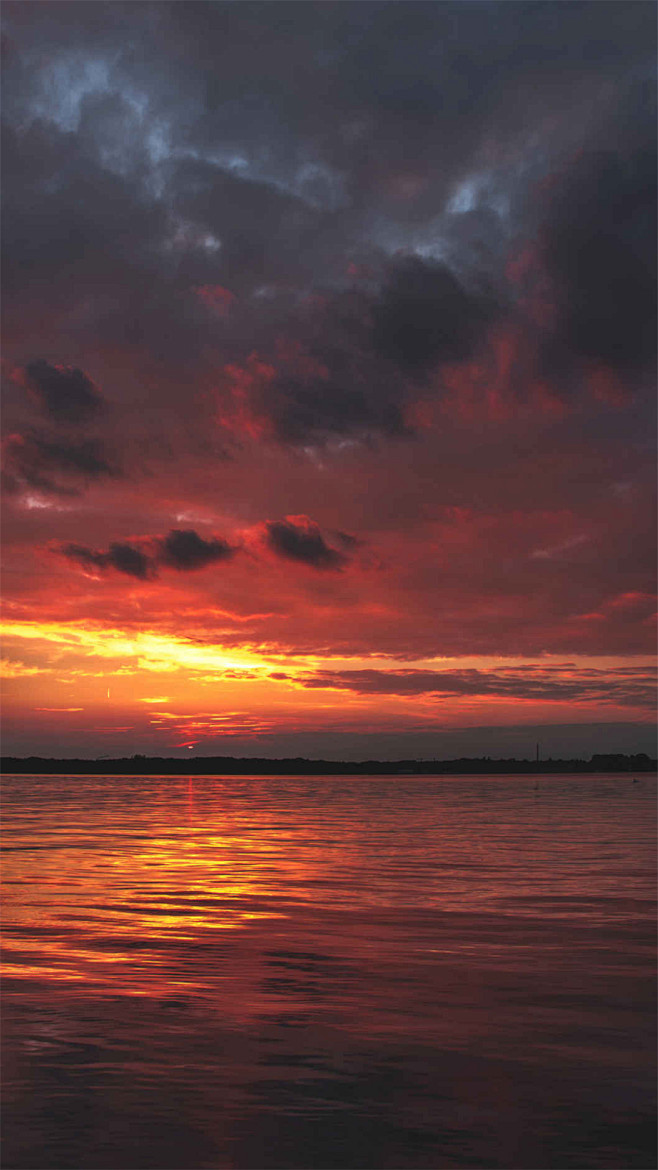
{"left": 2, "top": 753, "right": 655, "bottom": 775}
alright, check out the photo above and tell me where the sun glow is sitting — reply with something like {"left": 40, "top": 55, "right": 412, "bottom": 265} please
{"left": 2, "top": 615, "right": 654, "bottom": 757}
{"left": 0, "top": 619, "right": 271, "bottom": 676}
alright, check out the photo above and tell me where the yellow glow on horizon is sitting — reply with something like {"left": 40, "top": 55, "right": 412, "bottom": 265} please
{"left": 1, "top": 618, "right": 654, "bottom": 749}
{"left": 0, "top": 619, "right": 271, "bottom": 676}
{"left": 3, "top": 619, "right": 653, "bottom": 679}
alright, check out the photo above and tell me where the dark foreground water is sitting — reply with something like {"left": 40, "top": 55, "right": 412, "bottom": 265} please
{"left": 2, "top": 773, "right": 656, "bottom": 1170}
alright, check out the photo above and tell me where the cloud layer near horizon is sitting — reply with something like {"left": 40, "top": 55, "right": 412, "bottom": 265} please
{"left": 1, "top": 1, "right": 655, "bottom": 756}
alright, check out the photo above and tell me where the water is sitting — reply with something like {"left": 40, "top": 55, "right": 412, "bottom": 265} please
{"left": 2, "top": 773, "right": 656, "bottom": 1170}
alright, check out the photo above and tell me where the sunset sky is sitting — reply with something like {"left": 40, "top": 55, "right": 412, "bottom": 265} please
{"left": 1, "top": 1, "right": 656, "bottom": 760}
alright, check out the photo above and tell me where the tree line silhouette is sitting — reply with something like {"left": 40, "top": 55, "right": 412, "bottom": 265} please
{"left": 1, "top": 753, "right": 655, "bottom": 775}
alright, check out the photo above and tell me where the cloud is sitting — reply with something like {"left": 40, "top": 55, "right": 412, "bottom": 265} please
{"left": 295, "top": 665, "right": 657, "bottom": 708}
{"left": 23, "top": 359, "right": 106, "bottom": 423}
{"left": 371, "top": 257, "right": 498, "bottom": 375}
{"left": 538, "top": 79, "right": 657, "bottom": 384}
{"left": 169, "top": 154, "right": 322, "bottom": 291}
{"left": 265, "top": 516, "right": 348, "bottom": 570}
{"left": 4, "top": 432, "right": 117, "bottom": 496}
{"left": 221, "top": 256, "right": 500, "bottom": 447}
{"left": 60, "top": 541, "right": 155, "bottom": 580}
{"left": 3, "top": 1, "right": 654, "bottom": 455}
{"left": 57, "top": 527, "right": 237, "bottom": 580}
{"left": 235, "top": 292, "right": 411, "bottom": 446}
{"left": 0, "top": 658, "right": 49, "bottom": 678}
{"left": 1, "top": 0, "right": 656, "bottom": 721}
{"left": 158, "top": 528, "right": 236, "bottom": 571}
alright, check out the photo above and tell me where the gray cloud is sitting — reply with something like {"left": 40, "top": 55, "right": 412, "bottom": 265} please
{"left": 60, "top": 541, "right": 154, "bottom": 580}
{"left": 158, "top": 528, "right": 236, "bottom": 571}
{"left": 4, "top": 432, "right": 117, "bottom": 496}
{"left": 0, "top": 2, "right": 654, "bottom": 459}
{"left": 23, "top": 359, "right": 106, "bottom": 424}
{"left": 58, "top": 527, "right": 237, "bottom": 580}
{"left": 538, "top": 79, "right": 657, "bottom": 383}
{"left": 295, "top": 666, "right": 657, "bottom": 708}
{"left": 371, "top": 256, "right": 498, "bottom": 375}
{"left": 243, "top": 255, "right": 500, "bottom": 445}
{"left": 266, "top": 518, "right": 348, "bottom": 571}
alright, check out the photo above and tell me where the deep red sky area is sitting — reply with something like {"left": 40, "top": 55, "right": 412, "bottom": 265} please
{"left": 1, "top": 1, "right": 656, "bottom": 759}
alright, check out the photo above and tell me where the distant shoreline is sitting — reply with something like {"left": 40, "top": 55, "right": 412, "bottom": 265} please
{"left": 2, "top": 753, "right": 655, "bottom": 776}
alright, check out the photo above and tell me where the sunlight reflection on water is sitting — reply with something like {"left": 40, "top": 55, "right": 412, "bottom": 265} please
{"left": 2, "top": 773, "right": 656, "bottom": 1169}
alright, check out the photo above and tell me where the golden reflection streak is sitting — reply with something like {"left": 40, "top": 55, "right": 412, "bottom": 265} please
{"left": 2, "top": 802, "right": 304, "bottom": 995}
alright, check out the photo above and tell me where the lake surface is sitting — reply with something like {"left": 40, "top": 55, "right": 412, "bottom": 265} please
{"left": 2, "top": 773, "right": 656, "bottom": 1169}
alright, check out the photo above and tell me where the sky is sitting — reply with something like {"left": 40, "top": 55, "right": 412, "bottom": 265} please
{"left": 1, "top": 0, "right": 656, "bottom": 761}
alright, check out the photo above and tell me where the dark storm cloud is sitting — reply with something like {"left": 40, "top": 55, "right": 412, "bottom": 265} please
{"left": 0, "top": 114, "right": 210, "bottom": 373}
{"left": 60, "top": 541, "right": 154, "bottom": 580}
{"left": 2, "top": 1, "right": 655, "bottom": 451}
{"left": 265, "top": 519, "right": 348, "bottom": 571}
{"left": 267, "top": 370, "right": 407, "bottom": 446}
{"left": 159, "top": 528, "right": 235, "bottom": 571}
{"left": 251, "top": 286, "right": 411, "bottom": 445}
{"left": 168, "top": 154, "right": 322, "bottom": 291}
{"left": 23, "top": 359, "right": 105, "bottom": 423}
{"left": 371, "top": 257, "right": 498, "bottom": 375}
{"left": 153, "top": 0, "right": 654, "bottom": 220}
{"left": 247, "top": 255, "right": 498, "bottom": 446}
{"left": 296, "top": 666, "right": 657, "bottom": 708}
{"left": 0, "top": 117, "right": 163, "bottom": 300}
{"left": 539, "top": 79, "right": 657, "bottom": 382}
{"left": 4, "top": 432, "right": 117, "bottom": 496}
